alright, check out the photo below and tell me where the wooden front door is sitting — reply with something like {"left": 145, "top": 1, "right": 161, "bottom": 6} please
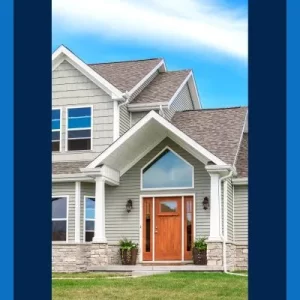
{"left": 154, "top": 197, "right": 182, "bottom": 260}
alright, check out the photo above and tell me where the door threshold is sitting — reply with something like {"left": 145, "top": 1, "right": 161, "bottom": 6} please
{"left": 141, "top": 261, "right": 193, "bottom": 266}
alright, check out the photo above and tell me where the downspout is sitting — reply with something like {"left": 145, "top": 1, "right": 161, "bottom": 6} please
{"left": 219, "top": 170, "right": 248, "bottom": 277}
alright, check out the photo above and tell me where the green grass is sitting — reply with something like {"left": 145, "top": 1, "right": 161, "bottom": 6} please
{"left": 52, "top": 272, "right": 248, "bottom": 299}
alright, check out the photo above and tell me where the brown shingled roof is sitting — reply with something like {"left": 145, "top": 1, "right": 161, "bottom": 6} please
{"left": 236, "top": 133, "right": 248, "bottom": 178}
{"left": 130, "top": 70, "right": 191, "bottom": 104}
{"left": 171, "top": 107, "right": 248, "bottom": 165}
{"left": 52, "top": 161, "right": 90, "bottom": 175}
{"left": 89, "top": 58, "right": 162, "bottom": 93}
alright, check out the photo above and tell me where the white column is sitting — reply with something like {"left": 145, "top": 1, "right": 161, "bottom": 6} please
{"left": 223, "top": 180, "right": 228, "bottom": 240}
{"left": 208, "top": 172, "right": 222, "bottom": 241}
{"left": 74, "top": 181, "right": 81, "bottom": 243}
{"left": 93, "top": 176, "right": 107, "bottom": 243}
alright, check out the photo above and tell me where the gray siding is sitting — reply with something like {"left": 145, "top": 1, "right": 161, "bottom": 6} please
{"left": 52, "top": 60, "right": 114, "bottom": 162}
{"left": 227, "top": 180, "right": 234, "bottom": 241}
{"left": 163, "top": 84, "right": 194, "bottom": 121}
{"left": 105, "top": 137, "right": 210, "bottom": 244}
{"left": 131, "top": 111, "right": 158, "bottom": 126}
{"left": 234, "top": 185, "right": 248, "bottom": 243}
{"left": 119, "top": 105, "right": 131, "bottom": 136}
{"left": 52, "top": 182, "right": 76, "bottom": 242}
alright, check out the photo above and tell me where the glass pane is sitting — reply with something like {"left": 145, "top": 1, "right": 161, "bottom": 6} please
{"left": 68, "top": 129, "right": 91, "bottom": 139}
{"left": 142, "top": 149, "right": 193, "bottom": 189}
{"left": 160, "top": 201, "right": 177, "bottom": 213}
{"left": 146, "top": 218, "right": 151, "bottom": 252}
{"left": 52, "top": 119, "right": 60, "bottom": 130}
{"left": 52, "top": 197, "right": 67, "bottom": 218}
{"left": 85, "top": 198, "right": 95, "bottom": 219}
{"left": 85, "top": 231, "right": 94, "bottom": 242}
{"left": 52, "top": 131, "right": 60, "bottom": 141}
{"left": 52, "top": 109, "right": 60, "bottom": 120}
{"left": 85, "top": 220, "right": 95, "bottom": 231}
{"left": 68, "top": 138, "right": 91, "bottom": 151}
{"left": 68, "top": 116, "right": 91, "bottom": 129}
{"left": 68, "top": 107, "right": 91, "bottom": 118}
{"left": 52, "top": 220, "right": 66, "bottom": 241}
{"left": 52, "top": 141, "right": 60, "bottom": 152}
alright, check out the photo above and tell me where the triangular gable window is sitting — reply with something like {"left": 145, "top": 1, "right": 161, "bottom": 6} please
{"left": 142, "top": 147, "right": 194, "bottom": 190}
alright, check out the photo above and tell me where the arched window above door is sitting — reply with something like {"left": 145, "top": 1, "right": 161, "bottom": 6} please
{"left": 141, "top": 147, "right": 194, "bottom": 190}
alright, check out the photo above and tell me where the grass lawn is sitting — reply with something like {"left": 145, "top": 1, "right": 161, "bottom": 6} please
{"left": 52, "top": 272, "right": 248, "bottom": 299}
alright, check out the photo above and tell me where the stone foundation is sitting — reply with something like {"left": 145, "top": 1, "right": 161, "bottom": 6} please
{"left": 235, "top": 244, "right": 248, "bottom": 270}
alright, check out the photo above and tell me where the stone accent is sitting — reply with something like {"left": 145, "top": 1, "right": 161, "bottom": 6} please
{"left": 90, "top": 244, "right": 108, "bottom": 267}
{"left": 226, "top": 243, "right": 236, "bottom": 271}
{"left": 107, "top": 245, "right": 121, "bottom": 264}
{"left": 235, "top": 244, "right": 248, "bottom": 270}
{"left": 206, "top": 242, "right": 223, "bottom": 266}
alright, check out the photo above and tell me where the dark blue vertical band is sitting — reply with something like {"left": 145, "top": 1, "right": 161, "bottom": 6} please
{"left": 0, "top": 1, "right": 14, "bottom": 299}
{"left": 287, "top": 0, "right": 300, "bottom": 299}
{"left": 14, "top": 0, "right": 52, "bottom": 299}
{"left": 249, "top": 0, "right": 286, "bottom": 299}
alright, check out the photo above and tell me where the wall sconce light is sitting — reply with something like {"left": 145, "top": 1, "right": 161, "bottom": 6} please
{"left": 126, "top": 199, "right": 133, "bottom": 213}
{"left": 203, "top": 197, "right": 209, "bottom": 210}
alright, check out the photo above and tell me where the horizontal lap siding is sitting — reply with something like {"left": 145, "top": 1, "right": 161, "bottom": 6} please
{"left": 52, "top": 182, "right": 76, "bottom": 242}
{"left": 234, "top": 185, "right": 248, "bottom": 243}
{"left": 105, "top": 137, "right": 210, "bottom": 244}
{"left": 119, "top": 105, "right": 131, "bottom": 136}
{"left": 227, "top": 180, "right": 234, "bottom": 241}
{"left": 52, "top": 61, "right": 114, "bottom": 162}
{"left": 131, "top": 111, "right": 151, "bottom": 126}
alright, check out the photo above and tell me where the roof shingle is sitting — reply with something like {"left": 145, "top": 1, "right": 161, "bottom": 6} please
{"left": 171, "top": 107, "right": 248, "bottom": 165}
{"left": 236, "top": 133, "right": 248, "bottom": 178}
{"left": 89, "top": 58, "right": 162, "bottom": 93}
{"left": 52, "top": 161, "right": 89, "bottom": 175}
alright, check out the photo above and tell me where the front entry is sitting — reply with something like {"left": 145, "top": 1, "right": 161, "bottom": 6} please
{"left": 142, "top": 196, "right": 194, "bottom": 262}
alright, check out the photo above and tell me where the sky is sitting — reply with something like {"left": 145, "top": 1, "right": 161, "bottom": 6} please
{"left": 52, "top": 0, "right": 248, "bottom": 108}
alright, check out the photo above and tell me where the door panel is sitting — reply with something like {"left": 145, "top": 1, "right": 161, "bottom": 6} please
{"left": 143, "top": 198, "right": 153, "bottom": 261}
{"left": 155, "top": 197, "right": 182, "bottom": 260}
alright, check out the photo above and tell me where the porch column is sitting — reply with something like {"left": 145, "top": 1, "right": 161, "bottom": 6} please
{"left": 208, "top": 172, "right": 222, "bottom": 241}
{"left": 93, "top": 176, "right": 107, "bottom": 243}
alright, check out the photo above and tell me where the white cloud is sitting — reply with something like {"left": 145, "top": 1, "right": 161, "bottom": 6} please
{"left": 52, "top": 0, "right": 248, "bottom": 60}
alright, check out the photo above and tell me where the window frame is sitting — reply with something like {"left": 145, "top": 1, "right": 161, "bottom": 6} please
{"left": 140, "top": 146, "right": 194, "bottom": 191}
{"left": 65, "top": 105, "right": 93, "bottom": 152}
{"left": 52, "top": 107, "right": 62, "bottom": 152}
{"left": 52, "top": 195, "right": 69, "bottom": 243}
{"left": 84, "top": 195, "right": 96, "bottom": 243}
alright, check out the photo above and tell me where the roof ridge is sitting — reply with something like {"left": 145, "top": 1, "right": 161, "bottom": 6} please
{"left": 176, "top": 106, "right": 247, "bottom": 113}
{"left": 88, "top": 58, "right": 163, "bottom": 65}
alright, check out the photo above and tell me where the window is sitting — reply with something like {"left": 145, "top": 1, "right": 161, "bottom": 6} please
{"left": 52, "top": 197, "right": 67, "bottom": 241}
{"left": 67, "top": 107, "right": 92, "bottom": 151}
{"left": 52, "top": 109, "right": 61, "bottom": 151}
{"left": 142, "top": 147, "right": 193, "bottom": 189}
{"left": 85, "top": 197, "right": 95, "bottom": 242}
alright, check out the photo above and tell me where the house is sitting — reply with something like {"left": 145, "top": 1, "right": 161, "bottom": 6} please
{"left": 52, "top": 45, "right": 248, "bottom": 272}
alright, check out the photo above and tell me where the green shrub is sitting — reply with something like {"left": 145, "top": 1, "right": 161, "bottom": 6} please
{"left": 193, "top": 238, "right": 207, "bottom": 250}
{"left": 119, "top": 238, "right": 138, "bottom": 250}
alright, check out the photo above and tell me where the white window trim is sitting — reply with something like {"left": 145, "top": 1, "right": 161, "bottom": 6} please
{"left": 83, "top": 195, "right": 95, "bottom": 243}
{"left": 140, "top": 146, "right": 195, "bottom": 191}
{"left": 65, "top": 105, "right": 93, "bottom": 152}
{"left": 52, "top": 195, "right": 69, "bottom": 243}
{"left": 52, "top": 107, "right": 62, "bottom": 152}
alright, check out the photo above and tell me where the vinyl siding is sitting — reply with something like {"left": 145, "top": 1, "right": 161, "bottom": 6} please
{"left": 227, "top": 179, "right": 234, "bottom": 241}
{"left": 164, "top": 84, "right": 194, "bottom": 121}
{"left": 119, "top": 105, "right": 131, "bottom": 136}
{"left": 52, "top": 182, "right": 76, "bottom": 242}
{"left": 234, "top": 185, "right": 248, "bottom": 243}
{"left": 105, "top": 137, "right": 210, "bottom": 244}
{"left": 131, "top": 111, "right": 158, "bottom": 126}
{"left": 52, "top": 60, "right": 114, "bottom": 162}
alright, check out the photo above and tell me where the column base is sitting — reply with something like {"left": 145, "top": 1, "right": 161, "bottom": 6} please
{"left": 92, "top": 237, "right": 107, "bottom": 243}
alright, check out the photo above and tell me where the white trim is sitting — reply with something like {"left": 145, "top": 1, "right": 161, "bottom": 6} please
{"left": 113, "top": 101, "right": 120, "bottom": 141}
{"left": 232, "top": 177, "right": 248, "bottom": 185}
{"left": 83, "top": 195, "right": 96, "bottom": 242}
{"left": 52, "top": 45, "right": 123, "bottom": 98}
{"left": 75, "top": 182, "right": 81, "bottom": 243}
{"left": 87, "top": 110, "right": 226, "bottom": 169}
{"left": 223, "top": 180, "right": 228, "bottom": 239}
{"left": 52, "top": 107, "right": 62, "bottom": 152}
{"left": 51, "top": 195, "right": 69, "bottom": 243}
{"left": 52, "top": 173, "right": 93, "bottom": 182}
{"left": 181, "top": 196, "right": 184, "bottom": 261}
{"left": 168, "top": 72, "right": 192, "bottom": 108}
{"left": 140, "top": 146, "right": 194, "bottom": 191}
{"left": 65, "top": 105, "right": 93, "bottom": 152}
{"left": 187, "top": 71, "right": 202, "bottom": 109}
{"left": 128, "top": 60, "right": 166, "bottom": 99}
{"left": 127, "top": 102, "right": 168, "bottom": 112}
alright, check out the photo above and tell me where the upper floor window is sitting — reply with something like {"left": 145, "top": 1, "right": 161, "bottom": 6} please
{"left": 52, "top": 109, "right": 61, "bottom": 152}
{"left": 52, "top": 196, "right": 68, "bottom": 241}
{"left": 84, "top": 197, "right": 95, "bottom": 242}
{"left": 141, "top": 147, "right": 194, "bottom": 190}
{"left": 67, "top": 106, "right": 92, "bottom": 151}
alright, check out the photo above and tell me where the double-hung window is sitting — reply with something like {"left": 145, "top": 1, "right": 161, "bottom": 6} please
{"left": 84, "top": 197, "right": 95, "bottom": 242}
{"left": 67, "top": 106, "right": 92, "bottom": 151}
{"left": 52, "top": 109, "right": 61, "bottom": 151}
{"left": 52, "top": 197, "right": 68, "bottom": 241}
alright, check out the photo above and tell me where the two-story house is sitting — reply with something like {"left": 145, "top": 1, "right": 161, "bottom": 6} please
{"left": 52, "top": 45, "right": 248, "bottom": 272}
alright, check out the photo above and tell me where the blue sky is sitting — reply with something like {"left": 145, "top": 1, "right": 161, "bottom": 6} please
{"left": 52, "top": 0, "right": 248, "bottom": 108}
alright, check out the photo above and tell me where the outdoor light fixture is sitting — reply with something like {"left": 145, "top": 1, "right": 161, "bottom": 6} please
{"left": 126, "top": 199, "right": 133, "bottom": 213}
{"left": 203, "top": 197, "right": 209, "bottom": 210}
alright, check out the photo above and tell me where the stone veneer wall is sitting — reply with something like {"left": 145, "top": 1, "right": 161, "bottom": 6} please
{"left": 235, "top": 244, "right": 248, "bottom": 270}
